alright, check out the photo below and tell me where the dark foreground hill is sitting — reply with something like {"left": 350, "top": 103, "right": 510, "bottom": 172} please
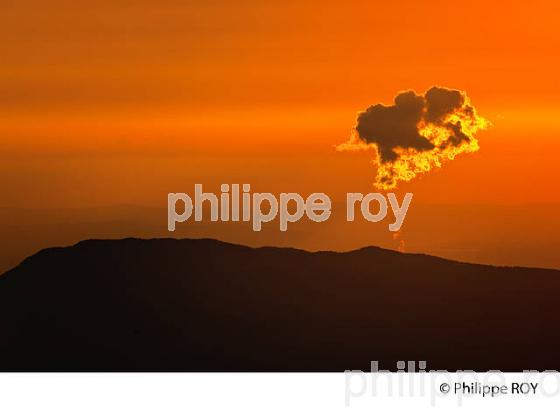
{"left": 0, "top": 238, "right": 559, "bottom": 371}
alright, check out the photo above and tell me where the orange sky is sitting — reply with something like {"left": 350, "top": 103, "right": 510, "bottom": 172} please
{"left": 1, "top": 0, "right": 560, "bottom": 269}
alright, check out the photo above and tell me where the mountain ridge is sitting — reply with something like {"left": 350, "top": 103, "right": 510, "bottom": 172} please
{"left": 0, "top": 237, "right": 558, "bottom": 371}
{"left": 7, "top": 237, "right": 556, "bottom": 276}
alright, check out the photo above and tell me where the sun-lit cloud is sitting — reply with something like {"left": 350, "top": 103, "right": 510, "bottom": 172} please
{"left": 338, "top": 86, "right": 490, "bottom": 190}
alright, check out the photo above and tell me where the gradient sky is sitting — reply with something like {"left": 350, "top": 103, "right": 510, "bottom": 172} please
{"left": 1, "top": 0, "right": 560, "bottom": 270}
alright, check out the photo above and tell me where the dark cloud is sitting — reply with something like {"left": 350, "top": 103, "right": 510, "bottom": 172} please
{"left": 424, "top": 87, "right": 464, "bottom": 123}
{"left": 354, "top": 86, "right": 475, "bottom": 162}
{"left": 339, "top": 86, "right": 489, "bottom": 189}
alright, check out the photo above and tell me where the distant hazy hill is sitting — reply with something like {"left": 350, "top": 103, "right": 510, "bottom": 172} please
{"left": 0, "top": 238, "right": 558, "bottom": 371}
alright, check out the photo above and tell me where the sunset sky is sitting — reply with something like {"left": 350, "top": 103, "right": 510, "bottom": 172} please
{"left": 1, "top": 0, "right": 560, "bottom": 271}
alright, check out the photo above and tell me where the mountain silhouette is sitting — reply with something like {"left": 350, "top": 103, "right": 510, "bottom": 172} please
{"left": 0, "top": 238, "right": 558, "bottom": 371}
